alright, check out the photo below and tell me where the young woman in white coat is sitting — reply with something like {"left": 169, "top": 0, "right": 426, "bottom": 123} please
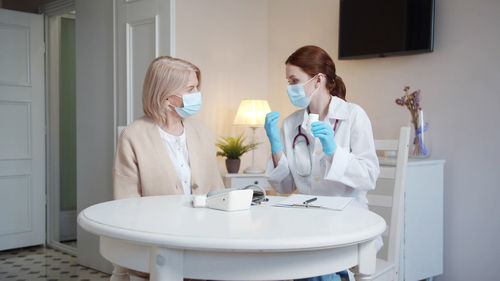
{"left": 265, "top": 45, "right": 380, "bottom": 281}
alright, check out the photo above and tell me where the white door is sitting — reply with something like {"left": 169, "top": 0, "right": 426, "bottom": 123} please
{"left": 0, "top": 8, "right": 45, "bottom": 250}
{"left": 76, "top": 0, "right": 173, "bottom": 273}
{"left": 116, "top": 0, "right": 174, "bottom": 126}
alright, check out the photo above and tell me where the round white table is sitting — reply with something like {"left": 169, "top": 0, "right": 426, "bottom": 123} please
{"left": 78, "top": 195, "right": 385, "bottom": 281}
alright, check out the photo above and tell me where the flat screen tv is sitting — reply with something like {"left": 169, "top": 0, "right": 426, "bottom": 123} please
{"left": 338, "top": 0, "right": 435, "bottom": 59}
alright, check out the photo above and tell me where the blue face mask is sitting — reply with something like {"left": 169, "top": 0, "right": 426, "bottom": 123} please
{"left": 286, "top": 76, "right": 318, "bottom": 108}
{"left": 174, "top": 92, "right": 202, "bottom": 118}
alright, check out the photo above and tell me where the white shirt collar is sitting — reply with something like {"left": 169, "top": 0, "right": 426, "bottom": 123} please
{"left": 326, "top": 96, "right": 349, "bottom": 121}
{"left": 300, "top": 96, "right": 349, "bottom": 128}
{"left": 157, "top": 126, "right": 186, "bottom": 142}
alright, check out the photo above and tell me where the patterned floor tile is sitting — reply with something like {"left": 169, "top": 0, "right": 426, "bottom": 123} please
{"left": 0, "top": 246, "right": 110, "bottom": 281}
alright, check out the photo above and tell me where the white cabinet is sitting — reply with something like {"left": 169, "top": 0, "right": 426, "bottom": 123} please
{"left": 223, "top": 173, "right": 271, "bottom": 190}
{"left": 400, "top": 159, "right": 445, "bottom": 281}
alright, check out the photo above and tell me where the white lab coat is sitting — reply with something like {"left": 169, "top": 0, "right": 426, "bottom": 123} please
{"left": 266, "top": 96, "right": 380, "bottom": 209}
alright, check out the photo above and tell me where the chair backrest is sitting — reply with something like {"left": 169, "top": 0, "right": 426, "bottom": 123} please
{"left": 367, "top": 127, "right": 410, "bottom": 277}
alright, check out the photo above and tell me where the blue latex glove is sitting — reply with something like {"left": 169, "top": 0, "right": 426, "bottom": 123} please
{"left": 311, "top": 121, "right": 336, "bottom": 156}
{"left": 264, "top": 111, "right": 283, "bottom": 154}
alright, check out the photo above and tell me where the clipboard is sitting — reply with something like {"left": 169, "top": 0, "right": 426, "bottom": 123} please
{"left": 273, "top": 194, "right": 354, "bottom": 211}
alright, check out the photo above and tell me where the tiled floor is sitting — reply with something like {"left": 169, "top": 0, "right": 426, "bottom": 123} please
{"left": 0, "top": 246, "right": 110, "bottom": 281}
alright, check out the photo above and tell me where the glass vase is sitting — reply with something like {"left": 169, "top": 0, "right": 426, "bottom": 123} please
{"left": 409, "top": 110, "right": 431, "bottom": 158}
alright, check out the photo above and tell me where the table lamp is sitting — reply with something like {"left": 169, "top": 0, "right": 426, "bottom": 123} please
{"left": 233, "top": 99, "right": 271, "bottom": 174}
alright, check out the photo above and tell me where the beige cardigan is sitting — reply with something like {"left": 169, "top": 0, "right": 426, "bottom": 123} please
{"left": 113, "top": 116, "right": 224, "bottom": 199}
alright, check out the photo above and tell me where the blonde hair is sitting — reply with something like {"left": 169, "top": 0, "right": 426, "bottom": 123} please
{"left": 142, "top": 56, "right": 201, "bottom": 123}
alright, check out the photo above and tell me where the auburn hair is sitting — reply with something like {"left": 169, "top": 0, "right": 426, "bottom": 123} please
{"left": 286, "top": 45, "right": 346, "bottom": 100}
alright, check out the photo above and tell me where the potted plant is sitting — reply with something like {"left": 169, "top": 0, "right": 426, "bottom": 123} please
{"left": 216, "top": 133, "right": 259, "bottom": 173}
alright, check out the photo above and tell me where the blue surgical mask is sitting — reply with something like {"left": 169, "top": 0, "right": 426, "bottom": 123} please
{"left": 174, "top": 92, "right": 202, "bottom": 118}
{"left": 286, "top": 76, "right": 318, "bottom": 108}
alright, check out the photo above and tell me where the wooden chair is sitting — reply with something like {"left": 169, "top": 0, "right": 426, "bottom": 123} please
{"left": 360, "top": 126, "right": 411, "bottom": 281}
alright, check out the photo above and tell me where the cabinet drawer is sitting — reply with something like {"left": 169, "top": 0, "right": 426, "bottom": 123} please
{"left": 229, "top": 177, "right": 270, "bottom": 190}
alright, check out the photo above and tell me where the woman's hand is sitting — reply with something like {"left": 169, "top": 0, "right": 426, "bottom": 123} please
{"left": 264, "top": 112, "right": 283, "bottom": 154}
{"left": 311, "top": 121, "right": 336, "bottom": 156}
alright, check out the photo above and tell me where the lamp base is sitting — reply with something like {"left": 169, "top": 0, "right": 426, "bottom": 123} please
{"left": 243, "top": 166, "right": 265, "bottom": 174}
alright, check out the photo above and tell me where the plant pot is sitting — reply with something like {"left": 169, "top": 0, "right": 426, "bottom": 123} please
{"left": 225, "top": 159, "right": 241, "bottom": 174}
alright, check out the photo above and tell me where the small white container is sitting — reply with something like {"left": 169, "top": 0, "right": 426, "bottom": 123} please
{"left": 307, "top": 113, "right": 319, "bottom": 134}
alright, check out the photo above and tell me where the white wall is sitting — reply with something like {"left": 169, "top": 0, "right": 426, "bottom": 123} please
{"left": 267, "top": 0, "right": 338, "bottom": 123}
{"left": 176, "top": 0, "right": 270, "bottom": 174}
{"left": 75, "top": 0, "right": 114, "bottom": 274}
{"left": 268, "top": 0, "right": 500, "bottom": 280}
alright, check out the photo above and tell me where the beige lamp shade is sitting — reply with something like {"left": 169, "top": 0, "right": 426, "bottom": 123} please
{"left": 233, "top": 99, "right": 271, "bottom": 127}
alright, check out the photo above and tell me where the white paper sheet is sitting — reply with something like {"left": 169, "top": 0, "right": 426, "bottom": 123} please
{"left": 273, "top": 194, "right": 354, "bottom": 211}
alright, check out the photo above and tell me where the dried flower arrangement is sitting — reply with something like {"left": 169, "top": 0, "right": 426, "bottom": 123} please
{"left": 395, "top": 86, "right": 428, "bottom": 156}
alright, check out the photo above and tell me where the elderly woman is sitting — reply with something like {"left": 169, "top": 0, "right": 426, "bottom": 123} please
{"left": 112, "top": 56, "right": 223, "bottom": 281}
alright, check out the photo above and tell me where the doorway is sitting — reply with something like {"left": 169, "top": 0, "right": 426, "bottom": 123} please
{"left": 0, "top": 7, "right": 46, "bottom": 252}
{"left": 46, "top": 10, "right": 77, "bottom": 255}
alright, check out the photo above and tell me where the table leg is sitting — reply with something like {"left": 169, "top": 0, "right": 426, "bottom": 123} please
{"left": 149, "top": 247, "right": 184, "bottom": 281}
{"left": 353, "top": 239, "right": 377, "bottom": 280}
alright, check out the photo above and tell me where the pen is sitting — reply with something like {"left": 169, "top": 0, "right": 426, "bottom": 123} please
{"left": 292, "top": 204, "right": 320, "bottom": 208}
{"left": 303, "top": 197, "right": 317, "bottom": 205}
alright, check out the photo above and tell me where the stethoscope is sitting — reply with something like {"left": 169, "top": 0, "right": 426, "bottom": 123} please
{"left": 292, "top": 119, "right": 339, "bottom": 177}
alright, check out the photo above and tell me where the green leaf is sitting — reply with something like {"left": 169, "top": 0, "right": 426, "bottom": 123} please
{"left": 215, "top": 133, "right": 260, "bottom": 159}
